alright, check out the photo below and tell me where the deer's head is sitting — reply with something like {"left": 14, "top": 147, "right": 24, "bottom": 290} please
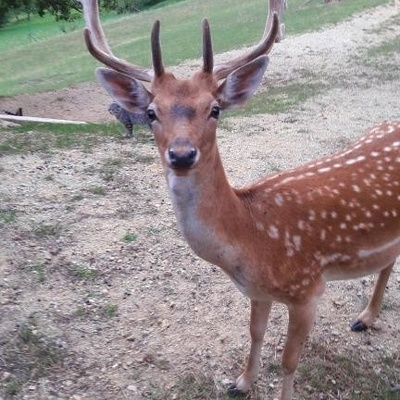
{"left": 81, "top": 0, "right": 279, "bottom": 173}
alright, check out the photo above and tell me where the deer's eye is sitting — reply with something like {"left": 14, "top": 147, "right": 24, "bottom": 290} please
{"left": 210, "top": 105, "right": 221, "bottom": 119}
{"left": 147, "top": 108, "right": 157, "bottom": 122}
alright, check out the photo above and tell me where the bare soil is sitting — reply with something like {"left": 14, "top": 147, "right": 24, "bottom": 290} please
{"left": 1, "top": 2, "right": 400, "bottom": 400}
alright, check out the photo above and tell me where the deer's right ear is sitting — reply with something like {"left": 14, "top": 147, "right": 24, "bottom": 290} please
{"left": 95, "top": 68, "right": 153, "bottom": 113}
{"left": 216, "top": 56, "right": 269, "bottom": 110}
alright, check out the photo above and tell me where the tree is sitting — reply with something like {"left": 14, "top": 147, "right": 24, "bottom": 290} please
{"left": 35, "top": 0, "right": 82, "bottom": 22}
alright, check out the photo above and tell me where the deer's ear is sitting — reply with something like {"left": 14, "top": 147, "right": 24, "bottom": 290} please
{"left": 95, "top": 68, "right": 153, "bottom": 113}
{"left": 216, "top": 56, "right": 269, "bottom": 110}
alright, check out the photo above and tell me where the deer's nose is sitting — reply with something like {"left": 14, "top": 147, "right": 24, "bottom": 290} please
{"left": 167, "top": 138, "right": 198, "bottom": 169}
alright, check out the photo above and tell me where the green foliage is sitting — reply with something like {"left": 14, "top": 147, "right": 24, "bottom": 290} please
{"left": 102, "top": 0, "right": 167, "bottom": 14}
{"left": 0, "top": 0, "right": 78, "bottom": 28}
{"left": 35, "top": 0, "right": 81, "bottom": 22}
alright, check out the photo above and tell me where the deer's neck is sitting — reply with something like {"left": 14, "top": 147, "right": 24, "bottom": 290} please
{"left": 166, "top": 151, "right": 246, "bottom": 269}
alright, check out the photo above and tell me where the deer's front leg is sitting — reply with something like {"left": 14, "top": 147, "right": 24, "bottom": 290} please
{"left": 351, "top": 262, "right": 394, "bottom": 331}
{"left": 280, "top": 299, "right": 318, "bottom": 400}
{"left": 228, "top": 299, "right": 272, "bottom": 394}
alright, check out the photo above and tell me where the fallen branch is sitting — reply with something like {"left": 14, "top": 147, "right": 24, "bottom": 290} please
{"left": 0, "top": 114, "right": 87, "bottom": 125}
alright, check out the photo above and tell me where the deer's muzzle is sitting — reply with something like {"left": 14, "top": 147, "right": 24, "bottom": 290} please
{"left": 166, "top": 137, "right": 199, "bottom": 170}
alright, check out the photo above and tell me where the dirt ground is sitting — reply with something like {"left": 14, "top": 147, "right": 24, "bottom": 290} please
{"left": 1, "top": 2, "right": 400, "bottom": 400}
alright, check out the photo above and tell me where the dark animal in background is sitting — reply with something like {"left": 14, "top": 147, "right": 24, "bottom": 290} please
{"left": 108, "top": 102, "right": 150, "bottom": 138}
{"left": 2, "top": 108, "right": 23, "bottom": 116}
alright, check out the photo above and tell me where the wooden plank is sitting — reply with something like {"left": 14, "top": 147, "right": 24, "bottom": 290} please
{"left": 0, "top": 114, "right": 88, "bottom": 125}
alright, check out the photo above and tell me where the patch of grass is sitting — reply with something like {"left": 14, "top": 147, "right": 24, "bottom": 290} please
{"left": 135, "top": 153, "right": 156, "bottom": 164}
{"left": 75, "top": 305, "right": 87, "bottom": 317}
{"left": 122, "top": 232, "right": 137, "bottom": 243}
{"left": 229, "top": 82, "right": 326, "bottom": 116}
{"left": 0, "top": 315, "right": 63, "bottom": 387}
{"left": 172, "top": 372, "right": 219, "bottom": 399}
{"left": 27, "top": 263, "right": 46, "bottom": 283}
{"left": 3, "top": 376, "right": 22, "bottom": 396}
{"left": 134, "top": 127, "right": 154, "bottom": 144}
{"left": 103, "top": 304, "right": 118, "bottom": 319}
{"left": 147, "top": 226, "right": 164, "bottom": 235}
{"left": 367, "top": 37, "right": 400, "bottom": 59}
{"left": 73, "top": 265, "right": 98, "bottom": 281}
{"left": 100, "top": 158, "right": 124, "bottom": 182}
{"left": 88, "top": 185, "right": 106, "bottom": 195}
{"left": 0, "top": 208, "right": 17, "bottom": 224}
{"left": 284, "top": 0, "right": 390, "bottom": 35}
{"left": 70, "top": 193, "right": 84, "bottom": 202}
{"left": 143, "top": 371, "right": 234, "bottom": 400}
{"left": 31, "top": 221, "right": 62, "bottom": 238}
{"left": 362, "top": 36, "right": 400, "bottom": 83}
{"left": 298, "top": 342, "right": 400, "bottom": 399}
{"left": 17, "top": 321, "right": 59, "bottom": 370}
{"left": 0, "top": 122, "right": 122, "bottom": 156}
{"left": 0, "top": 14, "right": 81, "bottom": 53}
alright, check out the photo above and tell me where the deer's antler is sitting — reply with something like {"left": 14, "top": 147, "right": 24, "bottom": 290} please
{"left": 80, "top": 0, "right": 154, "bottom": 82}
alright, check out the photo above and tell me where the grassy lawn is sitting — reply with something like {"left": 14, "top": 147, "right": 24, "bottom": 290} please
{"left": 0, "top": 0, "right": 390, "bottom": 97}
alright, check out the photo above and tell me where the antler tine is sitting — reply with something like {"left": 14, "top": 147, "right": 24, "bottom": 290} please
{"left": 202, "top": 19, "right": 214, "bottom": 74}
{"left": 264, "top": 0, "right": 287, "bottom": 42}
{"left": 213, "top": 3, "right": 280, "bottom": 81}
{"left": 80, "top": 0, "right": 111, "bottom": 54}
{"left": 151, "top": 20, "right": 165, "bottom": 77}
{"left": 79, "top": 0, "right": 153, "bottom": 82}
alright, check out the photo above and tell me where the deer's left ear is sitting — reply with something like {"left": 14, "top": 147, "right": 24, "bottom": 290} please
{"left": 216, "top": 55, "right": 269, "bottom": 110}
{"left": 95, "top": 67, "right": 153, "bottom": 113}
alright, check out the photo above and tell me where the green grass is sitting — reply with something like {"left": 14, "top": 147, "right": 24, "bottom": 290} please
{"left": 103, "top": 304, "right": 118, "bottom": 318}
{"left": 1, "top": 315, "right": 63, "bottom": 392}
{"left": 122, "top": 231, "right": 137, "bottom": 243}
{"left": 28, "top": 263, "right": 46, "bottom": 283}
{"left": 0, "top": 0, "right": 390, "bottom": 96}
{"left": 31, "top": 221, "right": 62, "bottom": 238}
{"left": 17, "top": 321, "right": 60, "bottom": 371}
{"left": 0, "top": 122, "right": 121, "bottom": 155}
{"left": 298, "top": 342, "right": 400, "bottom": 399}
{"left": 100, "top": 157, "right": 124, "bottom": 181}
{"left": 88, "top": 185, "right": 106, "bottom": 195}
{"left": 73, "top": 265, "right": 98, "bottom": 280}
{"left": 228, "top": 82, "right": 326, "bottom": 117}
{"left": 0, "top": 208, "right": 17, "bottom": 224}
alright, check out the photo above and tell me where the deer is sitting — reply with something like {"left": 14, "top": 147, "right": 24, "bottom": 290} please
{"left": 79, "top": 0, "right": 399, "bottom": 398}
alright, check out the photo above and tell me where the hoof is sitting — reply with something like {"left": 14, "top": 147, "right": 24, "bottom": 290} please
{"left": 227, "top": 384, "right": 247, "bottom": 397}
{"left": 350, "top": 319, "right": 368, "bottom": 332}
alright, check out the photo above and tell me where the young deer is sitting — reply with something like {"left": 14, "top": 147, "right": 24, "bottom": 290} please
{"left": 79, "top": 0, "right": 399, "bottom": 398}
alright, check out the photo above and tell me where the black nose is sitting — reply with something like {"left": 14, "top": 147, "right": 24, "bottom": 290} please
{"left": 168, "top": 138, "right": 198, "bottom": 169}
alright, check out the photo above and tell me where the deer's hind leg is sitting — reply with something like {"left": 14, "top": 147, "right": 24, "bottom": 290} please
{"left": 351, "top": 262, "right": 394, "bottom": 331}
